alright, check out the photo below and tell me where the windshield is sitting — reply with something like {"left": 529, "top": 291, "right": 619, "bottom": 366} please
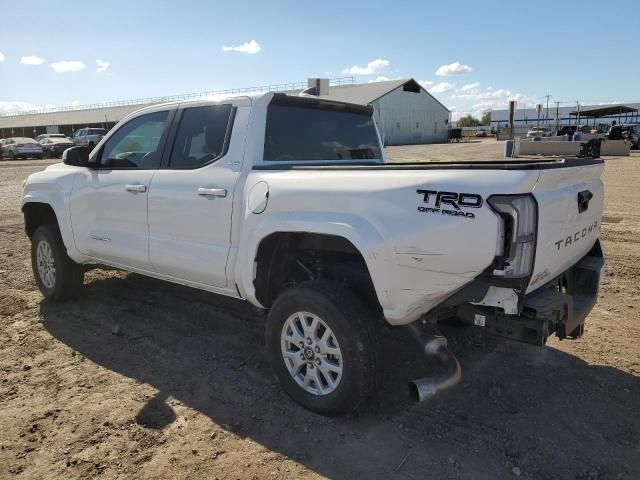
{"left": 264, "top": 98, "right": 381, "bottom": 162}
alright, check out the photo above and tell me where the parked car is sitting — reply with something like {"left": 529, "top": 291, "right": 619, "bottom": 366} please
{"left": 35, "top": 133, "right": 69, "bottom": 142}
{"left": 22, "top": 93, "right": 605, "bottom": 415}
{"left": 475, "top": 128, "right": 487, "bottom": 137}
{"left": 72, "top": 128, "right": 106, "bottom": 148}
{"left": 526, "top": 127, "right": 550, "bottom": 138}
{"left": 556, "top": 125, "right": 578, "bottom": 136}
{"left": 608, "top": 124, "right": 640, "bottom": 149}
{"left": 2, "top": 137, "right": 44, "bottom": 159}
{"left": 40, "top": 137, "right": 77, "bottom": 158}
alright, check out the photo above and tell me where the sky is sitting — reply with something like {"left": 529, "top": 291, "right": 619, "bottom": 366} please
{"left": 1, "top": 0, "right": 638, "bottom": 120}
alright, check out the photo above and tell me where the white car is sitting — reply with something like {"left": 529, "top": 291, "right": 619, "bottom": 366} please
{"left": 2, "top": 137, "right": 44, "bottom": 159}
{"left": 22, "top": 92, "right": 605, "bottom": 414}
{"left": 526, "top": 127, "right": 550, "bottom": 138}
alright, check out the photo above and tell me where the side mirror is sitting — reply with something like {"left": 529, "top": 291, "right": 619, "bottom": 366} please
{"left": 62, "top": 146, "right": 91, "bottom": 167}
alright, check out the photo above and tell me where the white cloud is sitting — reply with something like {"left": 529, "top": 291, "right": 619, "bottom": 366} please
{"left": 69, "top": 100, "right": 80, "bottom": 107}
{"left": 95, "top": 59, "right": 110, "bottom": 72}
{"left": 21, "top": 55, "right": 45, "bottom": 65}
{"left": 436, "top": 61, "right": 472, "bottom": 76}
{"left": 50, "top": 60, "right": 86, "bottom": 73}
{"left": 459, "top": 82, "right": 479, "bottom": 92}
{"left": 0, "top": 100, "right": 42, "bottom": 113}
{"left": 368, "top": 76, "right": 392, "bottom": 83}
{"left": 448, "top": 86, "right": 540, "bottom": 120}
{"left": 221, "top": 40, "right": 261, "bottom": 54}
{"left": 341, "top": 58, "right": 389, "bottom": 75}
{"left": 429, "top": 82, "right": 455, "bottom": 94}
{"left": 0, "top": 52, "right": 5, "bottom": 62}
{"left": 419, "top": 80, "right": 434, "bottom": 88}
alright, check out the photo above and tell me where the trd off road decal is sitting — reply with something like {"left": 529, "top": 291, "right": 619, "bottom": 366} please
{"left": 416, "top": 190, "right": 483, "bottom": 219}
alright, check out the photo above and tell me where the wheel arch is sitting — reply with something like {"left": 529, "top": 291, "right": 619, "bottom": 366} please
{"left": 22, "top": 201, "right": 59, "bottom": 239}
{"left": 241, "top": 216, "right": 393, "bottom": 318}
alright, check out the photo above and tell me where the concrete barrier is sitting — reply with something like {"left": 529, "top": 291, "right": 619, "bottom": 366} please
{"left": 601, "top": 140, "right": 632, "bottom": 156}
{"left": 513, "top": 139, "right": 630, "bottom": 157}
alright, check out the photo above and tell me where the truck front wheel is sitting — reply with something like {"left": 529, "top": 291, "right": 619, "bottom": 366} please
{"left": 266, "top": 281, "right": 382, "bottom": 415}
{"left": 31, "top": 224, "right": 84, "bottom": 300}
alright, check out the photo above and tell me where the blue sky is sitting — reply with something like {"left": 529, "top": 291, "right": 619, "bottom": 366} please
{"left": 1, "top": 0, "right": 638, "bottom": 119}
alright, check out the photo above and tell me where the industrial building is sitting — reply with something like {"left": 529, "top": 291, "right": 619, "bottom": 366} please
{"left": 490, "top": 102, "right": 640, "bottom": 131}
{"left": 0, "top": 78, "right": 450, "bottom": 146}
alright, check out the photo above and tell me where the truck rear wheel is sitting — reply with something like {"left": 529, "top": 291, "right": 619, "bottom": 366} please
{"left": 266, "top": 281, "right": 382, "bottom": 415}
{"left": 31, "top": 224, "right": 84, "bottom": 300}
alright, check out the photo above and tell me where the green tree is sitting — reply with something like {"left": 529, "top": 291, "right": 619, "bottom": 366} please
{"left": 458, "top": 114, "right": 481, "bottom": 127}
{"left": 481, "top": 111, "right": 491, "bottom": 125}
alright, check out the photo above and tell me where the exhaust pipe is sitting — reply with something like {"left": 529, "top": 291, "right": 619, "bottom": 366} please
{"left": 407, "top": 323, "right": 462, "bottom": 403}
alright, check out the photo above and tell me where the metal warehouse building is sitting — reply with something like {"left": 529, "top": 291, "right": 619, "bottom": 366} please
{"left": 491, "top": 102, "right": 640, "bottom": 130}
{"left": 0, "top": 77, "right": 450, "bottom": 146}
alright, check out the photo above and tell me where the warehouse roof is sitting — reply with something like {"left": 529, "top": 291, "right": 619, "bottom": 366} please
{"left": 0, "top": 78, "right": 448, "bottom": 130}
{"left": 569, "top": 105, "right": 638, "bottom": 118}
{"left": 290, "top": 79, "right": 449, "bottom": 111}
{"left": 0, "top": 103, "right": 156, "bottom": 130}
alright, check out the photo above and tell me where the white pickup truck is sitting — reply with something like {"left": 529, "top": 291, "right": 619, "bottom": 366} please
{"left": 22, "top": 92, "right": 605, "bottom": 414}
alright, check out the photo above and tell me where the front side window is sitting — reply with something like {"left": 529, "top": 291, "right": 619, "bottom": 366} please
{"left": 168, "top": 104, "right": 233, "bottom": 169}
{"left": 99, "top": 110, "right": 168, "bottom": 169}
{"left": 264, "top": 101, "right": 381, "bottom": 161}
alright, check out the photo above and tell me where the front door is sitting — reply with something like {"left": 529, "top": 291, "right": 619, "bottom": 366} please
{"left": 147, "top": 101, "right": 247, "bottom": 288}
{"left": 69, "top": 108, "right": 173, "bottom": 270}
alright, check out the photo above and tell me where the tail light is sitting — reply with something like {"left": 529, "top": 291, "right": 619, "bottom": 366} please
{"left": 488, "top": 194, "right": 538, "bottom": 279}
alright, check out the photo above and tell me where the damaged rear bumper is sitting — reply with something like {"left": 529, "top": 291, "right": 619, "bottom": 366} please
{"left": 456, "top": 240, "right": 605, "bottom": 346}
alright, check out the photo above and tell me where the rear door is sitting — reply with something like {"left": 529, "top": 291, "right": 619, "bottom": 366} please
{"left": 147, "top": 100, "right": 248, "bottom": 288}
{"left": 527, "top": 160, "right": 604, "bottom": 292}
{"left": 69, "top": 108, "right": 174, "bottom": 270}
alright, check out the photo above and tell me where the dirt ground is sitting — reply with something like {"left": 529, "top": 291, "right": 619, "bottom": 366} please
{"left": 1, "top": 143, "right": 638, "bottom": 480}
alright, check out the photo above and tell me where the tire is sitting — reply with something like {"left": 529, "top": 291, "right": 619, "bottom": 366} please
{"left": 88, "top": 142, "right": 95, "bottom": 149}
{"left": 31, "top": 224, "right": 84, "bottom": 301}
{"left": 266, "top": 280, "right": 382, "bottom": 415}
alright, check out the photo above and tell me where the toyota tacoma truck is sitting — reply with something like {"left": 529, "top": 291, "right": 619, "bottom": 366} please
{"left": 22, "top": 92, "right": 605, "bottom": 415}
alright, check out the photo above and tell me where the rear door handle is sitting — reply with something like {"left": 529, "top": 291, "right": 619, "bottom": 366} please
{"left": 198, "top": 187, "right": 227, "bottom": 198}
{"left": 125, "top": 184, "right": 147, "bottom": 193}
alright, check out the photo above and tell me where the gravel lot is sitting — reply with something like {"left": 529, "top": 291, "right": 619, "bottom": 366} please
{"left": 1, "top": 143, "right": 638, "bottom": 480}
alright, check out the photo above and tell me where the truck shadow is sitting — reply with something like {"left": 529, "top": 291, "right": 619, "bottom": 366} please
{"left": 40, "top": 272, "right": 640, "bottom": 479}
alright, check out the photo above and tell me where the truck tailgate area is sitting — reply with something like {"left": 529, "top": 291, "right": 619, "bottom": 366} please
{"left": 528, "top": 161, "right": 605, "bottom": 293}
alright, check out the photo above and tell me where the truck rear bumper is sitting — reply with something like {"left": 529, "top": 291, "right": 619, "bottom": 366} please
{"left": 457, "top": 239, "right": 605, "bottom": 346}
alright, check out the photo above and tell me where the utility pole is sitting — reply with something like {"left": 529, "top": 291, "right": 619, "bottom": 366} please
{"left": 576, "top": 100, "right": 581, "bottom": 127}
{"left": 544, "top": 94, "right": 551, "bottom": 128}
{"left": 554, "top": 101, "right": 561, "bottom": 133}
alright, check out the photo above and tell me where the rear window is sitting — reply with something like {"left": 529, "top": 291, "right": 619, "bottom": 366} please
{"left": 264, "top": 100, "right": 381, "bottom": 161}
{"left": 88, "top": 129, "right": 106, "bottom": 135}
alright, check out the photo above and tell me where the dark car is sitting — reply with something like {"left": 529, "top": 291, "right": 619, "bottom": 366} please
{"left": 40, "top": 137, "right": 77, "bottom": 158}
{"left": 556, "top": 125, "right": 578, "bottom": 136}
{"left": 608, "top": 124, "right": 640, "bottom": 149}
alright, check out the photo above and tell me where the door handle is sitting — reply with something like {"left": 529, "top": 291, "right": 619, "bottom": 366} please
{"left": 198, "top": 187, "right": 227, "bottom": 198}
{"left": 125, "top": 184, "right": 147, "bottom": 193}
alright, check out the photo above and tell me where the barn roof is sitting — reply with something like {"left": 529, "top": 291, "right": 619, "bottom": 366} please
{"left": 290, "top": 79, "right": 450, "bottom": 111}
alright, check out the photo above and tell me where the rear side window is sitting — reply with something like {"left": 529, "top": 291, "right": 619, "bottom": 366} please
{"left": 168, "top": 104, "right": 234, "bottom": 169}
{"left": 264, "top": 102, "right": 381, "bottom": 161}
